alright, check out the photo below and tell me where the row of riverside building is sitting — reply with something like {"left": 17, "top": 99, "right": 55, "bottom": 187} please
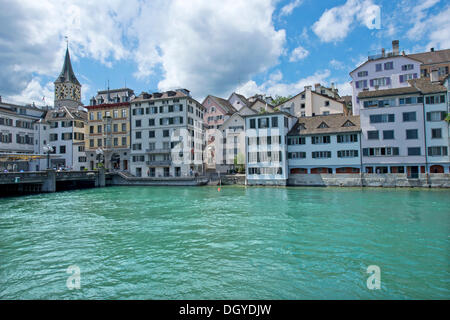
{"left": 0, "top": 40, "right": 449, "bottom": 185}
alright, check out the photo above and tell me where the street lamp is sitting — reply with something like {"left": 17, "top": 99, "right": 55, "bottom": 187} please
{"left": 96, "top": 147, "right": 104, "bottom": 169}
{"left": 43, "top": 144, "right": 54, "bottom": 170}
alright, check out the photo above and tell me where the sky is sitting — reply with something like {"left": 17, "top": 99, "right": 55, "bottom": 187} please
{"left": 0, "top": 0, "right": 449, "bottom": 107}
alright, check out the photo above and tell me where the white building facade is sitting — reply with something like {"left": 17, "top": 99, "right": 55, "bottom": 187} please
{"left": 129, "top": 90, "right": 205, "bottom": 177}
{"left": 245, "top": 112, "right": 296, "bottom": 185}
{"left": 287, "top": 115, "right": 362, "bottom": 174}
{"left": 350, "top": 40, "right": 422, "bottom": 116}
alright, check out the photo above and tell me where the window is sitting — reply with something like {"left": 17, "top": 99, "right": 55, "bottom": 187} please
{"left": 97, "top": 139, "right": 102, "bottom": 147}
{"left": 399, "top": 73, "right": 417, "bottom": 83}
{"left": 355, "top": 80, "right": 368, "bottom": 89}
{"left": 312, "top": 151, "right": 331, "bottom": 159}
{"left": 428, "top": 146, "right": 448, "bottom": 156}
{"left": 406, "top": 129, "right": 418, "bottom": 140}
{"left": 97, "top": 112, "right": 102, "bottom": 120}
{"left": 113, "top": 110, "right": 119, "bottom": 118}
{"left": 163, "top": 130, "right": 170, "bottom": 137}
{"left": 122, "top": 109, "right": 127, "bottom": 118}
{"left": 122, "top": 137, "right": 126, "bottom": 146}
{"left": 337, "top": 134, "right": 358, "bottom": 143}
{"left": 399, "top": 97, "right": 423, "bottom": 105}
{"left": 324, "top": 101, "right": 330, "bottom": 106}
{"left": 287, "top": 137, "right": 306, "bottom": 145}
{"left": 383, "top": 130, "right": 394, "bottom": 140}
{"left": 89, "top": 112, "right": 94, "bottom": 120}
{"left": 135, "top": 120, "right": 141, "bottom": 127}
{"left": 408, "top": 147, "right": 421, "bottom": 156}
{"left": 113, "top": 124, "right": 118, "bottom": 132}
{"left": 401, "top": 64, "right": 414, "bottom": 71}
{"left": 375, "top": 63, "right": 382, "bottom": 72}
{"left": 367, "top": 130, "right": 379, "bottom": 140}
{"left": 370, "top": 114, "right": 395, "bottom": 123}
{"left": 258, "top": 118, "right": 269, "bottom": 128}
{"left": 90, "top": 139, "right": 94, "bottom": 147}
{"left": 121, "top": 123, "right": 126, "bottom": 132}
{"left": 337, "top": 150, "right": 359, "bottom": 158}
{"left": 311, "top": 136, "right": 330, "bottom": 144}
{"left": 271, "top": 117, "right": 278, "bottom": 127}
{"left": 78, "top": 156, "right": 87, "bottom": 163}
{"left": 149, "top": 130, "right": 155, "bottom": 138}
{"left": 135, "top": 131, "right": 142, "bottom": 139}
{"left": 362, "top": 147, "right": 399, "bottom": 157}
{"left": 370, "top": 77, "right": 390, "bottom": 87}
{"left": 113, "top": 138, "right": 118, "bottom": 146}
{"left": 426, "top": 111, "right": 446, "bottom": 121}
{"left": 59, "top": 145, "right": 66, "bottom": 154}
{"left": 425, "top": 95, "right": 446, "bottom": 105}
{"left": 357, "top": 71, "right": 368, "bottom": 77}
{"left": 132, "top": 143, "right": 142, "bottom": 151}
{"left": 403, "top": 112, "right": 416, "bottom": 122}
{"left": 384, "top": 61, "right": 393, "bottom": 70}
{"left": 97, "top": 125, "right": 102, "bottom": 133}
{"left": 288, "top": 152, "right": 306, "bottom": 159}
{"left": 431, "top": 128, "right": 442, "bottom": 139}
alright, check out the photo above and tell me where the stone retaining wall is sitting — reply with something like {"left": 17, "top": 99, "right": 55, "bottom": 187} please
{"left": 288, "top": 173, "right": 450, "bottom": 188}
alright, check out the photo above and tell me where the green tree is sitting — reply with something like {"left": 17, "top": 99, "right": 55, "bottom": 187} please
{"left": 272, "top": 95, "right": 292, "bottom": 106}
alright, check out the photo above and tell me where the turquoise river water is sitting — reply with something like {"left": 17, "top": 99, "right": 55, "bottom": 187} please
{"left": 0, "top": 186, "right": 449, "bottom": 299}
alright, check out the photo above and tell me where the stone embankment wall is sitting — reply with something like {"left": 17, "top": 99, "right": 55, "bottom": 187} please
{"left": 288, "top": 173, "right": 450, "bottom": 188}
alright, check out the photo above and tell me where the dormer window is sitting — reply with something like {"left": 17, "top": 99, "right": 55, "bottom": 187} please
{"left": 342, "top": 120, "right": 355, "bottom": 127}
{"left": 318, "top": 122, "right": 329, "bottom": 129}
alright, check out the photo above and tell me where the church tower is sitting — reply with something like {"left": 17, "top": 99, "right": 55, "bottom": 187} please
{"left": 54, "top": 45, "right": 82, "bottom": 108}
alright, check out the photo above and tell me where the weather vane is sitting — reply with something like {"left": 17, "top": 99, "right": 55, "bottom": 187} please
{"left": 65, "top": 35, "right": 69, "bottom": 49}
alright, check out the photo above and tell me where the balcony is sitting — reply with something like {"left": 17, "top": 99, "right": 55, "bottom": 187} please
{"left": 146, "top": 160, "right": 171, "bottom": 166}
{"left": 146, "top": 148, "right": 171, "bottom": 154}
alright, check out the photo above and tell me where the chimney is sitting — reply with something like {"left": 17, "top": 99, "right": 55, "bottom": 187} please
{"left": 430, "top": 48, "right": 435, "bottom": 52}
{"left": 392, "top": 40, "right": 399, "bottom": 55}
{"left": 314, "top": 83, "right": 321, "bottom": 91}
{"left": 430, "top": 69, "right": 439, "bottom": 83}
{"left": 331, "top": 82, "right": 335, "bottom": 91}
{"left": 381, "top": 48, "right": 385, "bottom": 57}
{"left": 304, "top": 85, "right": 312, "bottom": 91}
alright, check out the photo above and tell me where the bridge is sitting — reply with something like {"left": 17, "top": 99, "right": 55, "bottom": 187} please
{"left": 0, "top": 169, "right": 105, "bottom": 196}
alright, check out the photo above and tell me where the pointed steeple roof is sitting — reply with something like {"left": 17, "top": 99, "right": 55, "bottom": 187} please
{"left": 55, "top": 47, "right": 80, "bottom": 86}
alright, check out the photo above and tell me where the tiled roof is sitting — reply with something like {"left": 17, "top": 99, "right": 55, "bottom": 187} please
{"left": 408, "top": 78, "right": 447, "bottom": 94}
{"left": 357, "top": 87, "right": 420, "bottom": 99}
{"left": 132, "top": 90, "right": 188, "bottom": 102}
{"left": 408, "top": 49, "right": 450, "bottom": 65}
{"left": 44, "top": 106, "right": 87, "bottom": 122}
{"left": 288, "top": 114, "right": 361, "bottom": 136}
{"left": 212, "top": 96, "right": 237, "bottom": 114}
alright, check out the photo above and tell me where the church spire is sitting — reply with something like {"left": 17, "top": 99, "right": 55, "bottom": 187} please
{"left": 54, "top": 45, "right": 80, "bottom": 86}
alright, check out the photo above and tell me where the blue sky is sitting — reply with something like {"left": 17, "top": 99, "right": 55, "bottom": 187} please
{"left": 0, "top": 0, "right": 449, "bottom": 106}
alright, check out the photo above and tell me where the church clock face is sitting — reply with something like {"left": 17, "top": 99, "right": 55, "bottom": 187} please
{"left": 56, "top": 84, "right": 64, "bottom": 99}
{"left": 72, "top": 87, "right": 81, "bottom": 101}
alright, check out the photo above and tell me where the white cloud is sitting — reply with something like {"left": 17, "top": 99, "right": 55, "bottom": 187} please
{"left": 3, "top": 78, "right": 53, "bottom": 107}
{"left": 0, "top": 0, "right": 134, "bottom": 102}
{"left": 405, "top": 1, "right": 450, "bottom": 50}
{"left": 236, "top": 69, "right": 332, "bottom": 98}
{"left": 289, "top": 46, "right": 309, "bottom": 62}
{"left": 145, "top": 0, "right": 286, "bottom": 99}
{"left": 2, "top": 0, "right": 286, "bottom": 103}
{"left": 330, "top": 59, "right": 345, "bottom": 70}
{"left": 312, "top": 0, "right": 377, "bottom": 43}
{"left": 279, "top": 0, "right": 303, "bottom": 17}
